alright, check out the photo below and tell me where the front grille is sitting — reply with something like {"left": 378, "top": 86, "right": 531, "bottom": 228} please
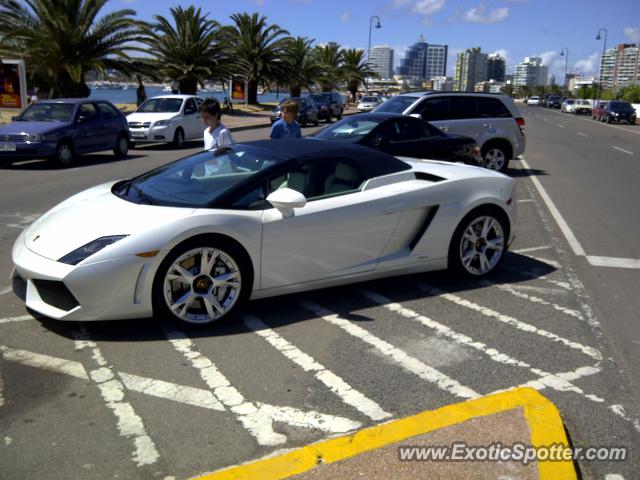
{"left": 1, "top": 134, "right": 26, "bottom": 142}
{"left": 128, "top": 122, "right": 151, "bottom": 128}
{"left": 32, "top": 279, "right": 79, "bottom": 311}
{"left": 12, "top": 274, "right": 27, "bottom": 301}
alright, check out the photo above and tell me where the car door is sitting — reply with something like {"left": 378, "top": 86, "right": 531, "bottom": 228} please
{"left": 445, "top": 97, "right": 485, "bottom": 141}
{"left": 367, "top": 118, "right": 428, "bottom": 158}
{"left": 96, "top": 102, "right": 122, "bottom": 149}
{"left": 413, "top": 96, "right": 449, "bottom": 132}
{"left": 259, "top": 157, "right": 405, "bottom": 289}
{"left": 73, "top": 103, "right": 103, "bottom": 152}
{"left": 183, "top": 98, "right": 201, "bottom": 139}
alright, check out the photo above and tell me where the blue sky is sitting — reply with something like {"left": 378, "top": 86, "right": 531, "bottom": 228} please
{"left": 114, "top": 0, "right": 639, "bottom": 79}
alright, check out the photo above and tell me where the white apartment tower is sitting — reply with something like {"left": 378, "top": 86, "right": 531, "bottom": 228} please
{"left": 514, "top": 56, "right": 549, "bottom": 87}
{"left": 369, "top": 45, "right": 394, "bottom": 80}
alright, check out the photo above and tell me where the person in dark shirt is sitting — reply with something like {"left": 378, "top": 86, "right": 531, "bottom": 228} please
{"left": 136, "top": 75, "right": 147, "bottom": 107}
{"left": 270, "top": 100, "right": 301, "bottom": 139}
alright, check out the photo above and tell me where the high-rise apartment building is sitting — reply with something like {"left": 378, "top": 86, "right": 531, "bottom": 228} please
{"left": 487, "top": 54, "right": 506, "bottom": 82}
{"left": 454, "top": 47, "right": 488, "bottom": 92}
{"left": 513, "top": 56, "right": 548, "bottom": 87}
{"left": 369, "top": 45, "right": 394, "bottom": 79}
{"left": 397, "top": 35, "right": 447, "bottom": 82}
{"left": 598, "top": 43, "right": 640, "bottom": 88}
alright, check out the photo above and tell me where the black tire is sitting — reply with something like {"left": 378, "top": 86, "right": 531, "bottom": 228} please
{"left": 606, "top": 116, "right": 612, "bottom": 124}
{"left": 113, "top": 133, "right": 129, "bottom": 159}
{"left": 336, "top": 109, "right": 343, "bottom": 120}
{"left": 313, "top": 117, "right": 319, "bottom": 126}
{"left": 448, "top": 207, "right": 509, "bottom": 278}
{"left": 301, "top": 114, "right": 307, "bottom": 127}
{"left": 172, "top": 128, "right": 185, "bottom": 148}
{"left": 325, "top": 115, "right": 332, "bottom": 123}
{"left": 152, "top": 235, "right": 253, "bottom": 326}
{"left": 129, "top": 141, "right": 136, "bottom": 149}
{"left": 52, "top": 140, "right": 75, "bottom": 166}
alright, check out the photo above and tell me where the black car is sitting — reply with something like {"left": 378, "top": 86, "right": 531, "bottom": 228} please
{"left": 308, "top": 92, "right": 344, "bottom": 123}
{"left": 545, "top": 96, "right": 563, "bottom": 109}
{"left": 598, "top": 101, "right": 637, "bottom": 125}
{"left": 312, "top": 113, "right": 483, "bottom": 166}
{"left": 270, "top": 97, "right": 320, "bottom": 126}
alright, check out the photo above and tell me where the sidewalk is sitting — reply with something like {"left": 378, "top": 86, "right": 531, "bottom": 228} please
{"left": 195, "top": 388, "right": 578, "bottom": 480}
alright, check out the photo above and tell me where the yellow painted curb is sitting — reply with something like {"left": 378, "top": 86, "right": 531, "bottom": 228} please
{"left": 195, "top": 387, "right": 576, "bottom": 480}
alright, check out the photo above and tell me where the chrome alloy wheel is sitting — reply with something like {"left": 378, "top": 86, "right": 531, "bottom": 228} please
{"left": 483, "top": 148, "right": 505, "bottom": 171}
{"left": 57, "top": 144, "right": 74, "bottom": 165}
{"left": 459, "top": 216, "right": 505, "bottom": 275}
{"left": 163, "top": 247, "right": 241, "bottom": 324}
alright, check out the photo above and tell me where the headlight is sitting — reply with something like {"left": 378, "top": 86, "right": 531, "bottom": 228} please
{"left": 153, "top": 120, "right": 170, "bottom": 127}
{"left": 58, "top": 235, "right": 128, "bottom": 265}
{"left": 25, "top": 133, "right": 48, "bottom": 142}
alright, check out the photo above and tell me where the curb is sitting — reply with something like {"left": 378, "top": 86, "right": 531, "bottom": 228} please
{"left": 194, "top": 387, "right": 576, "bottom": 480}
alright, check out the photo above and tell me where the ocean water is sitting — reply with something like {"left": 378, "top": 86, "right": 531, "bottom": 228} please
{"left": 89, "top": 86, "right": 287, "bottom": 105}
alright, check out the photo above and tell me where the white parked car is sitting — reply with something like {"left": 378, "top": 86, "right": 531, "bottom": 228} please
{"left": 357, "top": 95, "right": 383, "bottom": 111}
{"left": 560, "top": 99, "right": 576, "bottom": 113}
{"left": 527, "top": 96, "right": 540, "bottom": 106}
{"left": 573, "top": 99, "right": 593, "bottom": 115}
{"left": 11, "top": 140, "right": 515, "bottom": 325}
{"left": 127, "top": 95, "right": 204, "bottom": 148}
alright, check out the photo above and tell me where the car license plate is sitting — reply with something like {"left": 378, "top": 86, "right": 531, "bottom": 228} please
{"left": 0, "top": 143, "right": 16, "bottom": 152}
{"left": 132, "top": 133, "right": 146, "bottom": 139}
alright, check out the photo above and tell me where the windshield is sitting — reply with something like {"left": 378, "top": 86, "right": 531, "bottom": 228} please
{"left": 18, "top": 103, "right": 75, "bottom": 122}
{"left": 137, "top": 98, "right": 183, "bottom": 113}
{"left": 372, "top": 95, "right": 419, "bottom": 113}
{"left": 310, "top": 93, "right": 332, "bottom": 103}
{"left": 114, "top": 145, "right": 287, "bottom": 207}
{"left": 361, "top": 96, "right": 379, "bottom": 102}
{"left": 314, "top": 118, "right": 380, "bottom": 142}
{"left": 609, "top": 102, "right": 632, "bottom": 111}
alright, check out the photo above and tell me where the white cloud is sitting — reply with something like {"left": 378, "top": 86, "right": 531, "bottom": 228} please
{"left": 537, "top": 50, "right": 558, "bottom": 66}
{"left": 574, "top": 53, "right": 600, "bottom": 76}
{"left": 340, "top": 10, "right": 351, "bottom": 22}
{"left": 386, "top": 0, "right": 445, "bottom": 25}
{"left": 462, "top": 5, "right": 509, "bottom": 24}
{"left": 624, "top": 26, "right": 640, "bottom": 42}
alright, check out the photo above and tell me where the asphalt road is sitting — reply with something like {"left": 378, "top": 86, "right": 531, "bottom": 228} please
{"left": 0, "top": 118, "right": 639, "bottom": 480}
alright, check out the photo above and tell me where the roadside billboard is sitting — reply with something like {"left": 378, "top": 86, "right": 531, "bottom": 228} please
{"left": 231, "top": 76, "right": 246, "bottom": 102}
{"left": 0, "top": 59, "right": 27, "bottom": 109}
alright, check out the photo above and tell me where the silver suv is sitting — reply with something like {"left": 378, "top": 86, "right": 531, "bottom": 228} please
{"left": 373, "top": 92, "right": 525, "bottom": 172}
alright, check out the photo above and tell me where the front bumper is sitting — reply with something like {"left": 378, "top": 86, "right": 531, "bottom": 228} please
{"left": 128, "top": 125, "right": 171, "bottom": 143}
{"left": 12, "top": 233, "right": 154, "bottom": 321}
{"left": 0, "top": 141, "right": 56, "bottom": 161}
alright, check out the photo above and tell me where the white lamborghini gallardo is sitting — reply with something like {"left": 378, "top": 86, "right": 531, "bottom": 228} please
{"left": 12, "top": 139, "right": 516, "bottom": 325}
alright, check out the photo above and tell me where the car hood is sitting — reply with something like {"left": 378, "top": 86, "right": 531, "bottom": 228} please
{"left": 23, "top": 182, "right": 195, "bottom": 261}
{"left": 0, "top": 121, "right": 67, "bottom": 135}
{"left": 127, "top": 112, "right": 178, "bottom": 123}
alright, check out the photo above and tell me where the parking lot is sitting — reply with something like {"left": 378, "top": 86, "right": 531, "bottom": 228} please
{"left": 1, "top": 115, "right": 639, "bottom": 480}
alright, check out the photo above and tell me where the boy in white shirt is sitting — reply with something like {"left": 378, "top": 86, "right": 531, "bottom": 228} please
{"left": 199, "top": 98, "right": 234, "bottom": 175}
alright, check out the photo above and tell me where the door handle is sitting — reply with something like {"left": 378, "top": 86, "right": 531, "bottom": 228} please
{"left": 384, "top": 204, "right": 406, "bottom": 214}
{"left": 439, "top": 126, "right": 448, "bottom": 132}
{"left": 483, "top": 123, "right": 493, "bottom": 128}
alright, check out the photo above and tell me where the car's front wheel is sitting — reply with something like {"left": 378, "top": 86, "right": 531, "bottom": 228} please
{"left": 448, "top": 208, "right": 508, "bottom": 277}
{"left": 482, "top": 142, "right": 510, "bottom": 172}
{"left": 153, "top": 237, "right": 252, "bottom": 325}
{"left": 172, "top": 128, "right": 185, "bottom": 148}
{"left": 53, "top": 140, "right": 75, "bottom": 166}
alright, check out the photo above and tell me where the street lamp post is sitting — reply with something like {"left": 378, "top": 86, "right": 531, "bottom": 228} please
{"left": 560, "top": 47, "right": 569, "bottom": 97}
{"left": 366, "top": 15, "right": 381, "bottom": 93}
{"left": 595, "top": 28, "right": 608, "bottom": 105}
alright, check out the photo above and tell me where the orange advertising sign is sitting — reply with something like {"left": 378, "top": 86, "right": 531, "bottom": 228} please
{"left": 231, "top": 77, "right": 245, "bottom": 101}
{"left": 0, "top": 63, "right": 23, "bottom": 109}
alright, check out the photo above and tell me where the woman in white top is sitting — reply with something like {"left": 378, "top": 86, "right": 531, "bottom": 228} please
{"left": 199, "top": 98, "right": 234, "bottom": 151}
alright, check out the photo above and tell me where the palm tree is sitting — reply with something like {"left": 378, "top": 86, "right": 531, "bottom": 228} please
{"left": 534, "top": 85, "right": 547, "bottom": 98}
{"left": 0, "top": 0, "right": 143, "bottom": 98}
{"left": 341, "top": 48, "right": 378, "bottom": 102}
{"left": 226, "top": 12, "right": 290, "bottom": 104}
{"left": 141, "top": 6, "right": 224, "bottom": 95}
{"left": 279, "top": 37, "right": 322, "bottom": 97}
{"left": 315, "top": 43, "right": 343, "bottom": 92}
{"left": 501, "top": 84, "right": 515, "bottom": 97}
{"left": 518, "top": 85, "right": 532, "bottom": 100}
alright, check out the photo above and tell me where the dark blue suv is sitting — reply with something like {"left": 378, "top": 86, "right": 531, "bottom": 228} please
{"left": 0, "top": 99, "right": 130, "bottom": 166}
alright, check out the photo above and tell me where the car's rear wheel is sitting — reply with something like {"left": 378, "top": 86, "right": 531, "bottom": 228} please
{"left": 172, "top": 128, "right": 185, "bottom": 148}
{"left": 482, "top": 142, "right": 510, "bottom": 172}
{"left": 448, "top": 208, "right": 508, "bottom": 277}
{"left": 301, "top": 114, "right": 308, "bottom": 127}
{"left": 313, "top": 117, "right": 319, "bottom": 126}
{"left": 113, "top": 134, "right": 129, "bottom": 158}
{"left": 336, "top": 109, "right": 343, "bottom": 120}
{"left": 53, "top": 140, "right": 75, "bottom": 166}
{"left": 153, "top": 237, "right": 252, "bottom": 325}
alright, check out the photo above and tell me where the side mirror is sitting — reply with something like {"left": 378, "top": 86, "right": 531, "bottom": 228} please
{"left": 409, "top": 113, "right": 421, "bottom": 119}
{"left": 11, "top": 116, "right": 19, "bottom": 121}
{"left": 266, "top": 188, "right": 307, "bottom": 217}
{"left": 76, "top": 115, "right": 87, "bottom": 124}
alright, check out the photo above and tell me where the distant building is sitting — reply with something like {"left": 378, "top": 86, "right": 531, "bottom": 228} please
{"left": 317, "top": 41, "right": 339, "bottom": 50}
{"left": 397, "top": 35, "right": 448, "bottom": 83}
{"left": 514, "top": 56, "right": 548, "bottom": 87}
{"left": 429, "top": 76, "right": 454, "bottom": 91}
{"left": 474, "top": 79, "right": 504, "bottom": 93}
{"left": 454, "top": 47, "right": 488, "bottom": 92}
{"left": 369, "top": 45, "right": 394, "bottom": 79}
{"left": 599, "top": 43, "right": 640, "bottom": 88}
{"left": 487, "top": 54, "right": 506, "bottom": 82}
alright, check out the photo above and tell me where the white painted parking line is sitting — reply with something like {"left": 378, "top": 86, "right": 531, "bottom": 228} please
{"left": 613, "top": 146, "right": 634, "bottom": 155}
{"left": 520, "top": 157, "right": 587, "bottom": 257}
{"left": 543, "top": 118, "right": 549, "bottom": 122}
{"left": 0, "top": 315, "right": 33, "bottom": 324}
{"left": 162, "top": 326, "right": 360, "bottom": 446}
{"left": 1, "top": 345, "right": 88, "bottom": 379}
{"left": 605, "top": 475, "right": 626, "bottom": 480}
{"left": 243, "top": 314, "right": 391, "bottom": 421}
{"left": 544, "top": 107, "right": 640, "bottom": 135}
{"left": 299, "top": 300, "right": 479, "bottom": 400}
{"left": 609, "top": 405, "right": 640, "bottom": 433}
{"left": 0, "top": 287, "right": 11, "bottom": 296}
{"left": 557, "top": 124, "right": 565, "bottom": 128}
{"left": 420, "top": 285, "right": 602, "bottom": 361}
{"left": 507, "top": 284, "right": 569, "bottom": 296}
{"left": 74, "top": 327, "right": 160, "bottom": 466}
{"left": 577, "top": 132, "right": 588, "bottom": 138}
{"left": 479, "top": 281, "right": 583, "bottom": 321}
{"left": 516, "top": 198, "right": 535, "bottom": 203}
{"left": 0, "top": 362, "right": 4, "bottom": 406}
{"left": 512, "top": 245, "right": 551, "bottom": 254}
{"left": 119, "top": 372, "right": 225, "bottom": 411}
{"left": 501, "top": 264, "right": 572, "bottom": 291}
{"left": 587, "top": 255, "right": 640, "bottom": 269}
